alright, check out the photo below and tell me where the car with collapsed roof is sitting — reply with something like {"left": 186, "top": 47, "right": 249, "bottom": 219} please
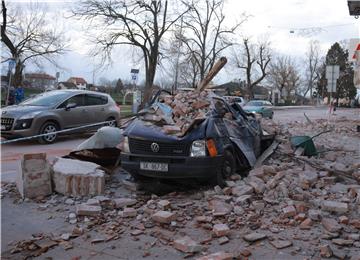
{"left": 120, "top": 90, "right": 273, "bottom": 187}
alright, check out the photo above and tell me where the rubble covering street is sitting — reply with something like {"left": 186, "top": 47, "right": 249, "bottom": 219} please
{"left": 1, "top": 112, "right": 360, "bottom": 259}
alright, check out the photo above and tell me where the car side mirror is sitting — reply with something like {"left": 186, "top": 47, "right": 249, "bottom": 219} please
{"left": 65, "top": 103, "right": 77, "bottom": 111}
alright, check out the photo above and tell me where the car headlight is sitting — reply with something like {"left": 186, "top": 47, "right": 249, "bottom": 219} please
{"left": 120, "top": 136, "right": 130, "bottom": 153}
{"left": 14, "top": 119, "right": 33, "bottom": 130}
{"left": 190, "top": 140, "right": 206, "bottom": 157}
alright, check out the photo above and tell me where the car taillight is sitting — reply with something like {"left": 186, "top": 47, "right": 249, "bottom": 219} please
{"left": 206, "top": 139, "right": 218, "bottom": 157}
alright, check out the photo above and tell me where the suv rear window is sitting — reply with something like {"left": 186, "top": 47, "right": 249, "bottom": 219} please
{"left": 85, "top": 94, "right": 108, "bottom": 106}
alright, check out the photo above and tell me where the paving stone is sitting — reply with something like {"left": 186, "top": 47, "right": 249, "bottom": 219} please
{"left": 196, "top": 251, "right": 233, "bottom": 260}
{"left": 269, "top": 239, "right": 292, "bottom": 249}
{"left": 173, "top": 236, "right": 202, "bottom": 253}
{"left": 152, "top": 211, "right": 176, "bottom": 224}
{"left": 52, "top": 157, "right": 104, "bottom": 196}
{"left": 322, "top": 218, "right": 342, "bottom": 233}
{"left": 16, "top": 153, "right": 52, "bottom": 199}
{"left": 243, "top": 232, "right": 267, "bottom": 242}
{"left": 322, "top": 200, "right": 348, "bottom": 213}
{"left": 213, "top": 224, "right": 230, "bottom": 237}
{"left": 76, "top": 204, "right": 102, "bottom": 216}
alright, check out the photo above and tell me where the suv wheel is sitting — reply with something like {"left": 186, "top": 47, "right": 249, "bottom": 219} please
{"left": 216, "top": 150, "right": 236, "bottom": 188}
{"left": 38, "top": 122, "right": 59, "bottom": 144}
{"left": 105, "top": 117, "right": 117, "bottom": 127}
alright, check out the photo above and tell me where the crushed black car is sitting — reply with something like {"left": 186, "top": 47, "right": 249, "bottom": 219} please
{"left": 120, "top": 90, "right": 273, "bottom": 187}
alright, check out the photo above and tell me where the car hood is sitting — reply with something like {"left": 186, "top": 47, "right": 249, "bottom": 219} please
{"left": 1, "top": 105, "right": 48, "bottom": 118}
{"left": 124, "top": 118, "right": 207, "bottom": 143}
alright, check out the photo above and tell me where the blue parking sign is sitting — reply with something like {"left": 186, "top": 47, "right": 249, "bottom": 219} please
{"left": 8, "top": 59, "right": 16, "bottom": 71}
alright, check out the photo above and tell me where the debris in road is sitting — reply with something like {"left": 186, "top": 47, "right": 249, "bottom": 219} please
{"left": 152, "top": 211, "right": 176, "bottom": 224}
{"left": 173, "top": 236, "right": 202, "bottom": 253}
{"left": 269, "top": 239, "right": 293, "bottom": 249}
{"left": 16, "top": 153, "right": 52, "bottom": 199}
{"left": 243, "top": 232, "right": 267, "bottom": 242}
{"left": 75, "top": 204, "right": 102, "bottom": 216}
{"left": 52, "top": 157, "right": 105, "bottom": 196}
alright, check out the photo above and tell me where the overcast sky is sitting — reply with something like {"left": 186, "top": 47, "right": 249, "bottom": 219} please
{"left": 4, "top": 0, "right": 359, "bottom": 85}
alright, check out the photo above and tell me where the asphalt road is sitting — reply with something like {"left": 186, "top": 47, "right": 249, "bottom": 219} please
{"left": 1, "top": 106, "right": 358, "bottom": 182}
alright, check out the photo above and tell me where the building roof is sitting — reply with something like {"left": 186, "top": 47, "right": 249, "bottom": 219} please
{"left": 25, "top": 73, "right": 56, "bottom": 80}
{"left": 68, "top": 77, "right": 87, "bottom": 85}
{"left": 58, "top": 82, "right": 77, "bottom": 89}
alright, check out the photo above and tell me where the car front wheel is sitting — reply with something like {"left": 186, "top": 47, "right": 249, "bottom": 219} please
{"left": 216, "top": 150, "right": 236, "bottom": 188}
{"left": 38, "top": 121, "right": 59, "bottom": 144}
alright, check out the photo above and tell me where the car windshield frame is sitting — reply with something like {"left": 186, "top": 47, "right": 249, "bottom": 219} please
{"left": 20, "top": 91, "right": 74, "bottom": 108}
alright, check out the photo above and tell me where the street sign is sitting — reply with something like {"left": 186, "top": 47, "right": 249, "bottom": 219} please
{"left": 130, "top": 68, "right": 139, "bottom": 84}
{"left": 8, "top": 59, "right": 16, "bottom": 71}
{"left": 326, "top": 65, "right": 340, "bottom": 93}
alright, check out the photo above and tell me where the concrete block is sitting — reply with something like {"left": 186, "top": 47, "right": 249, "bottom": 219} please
{"left": 213, "top": 224, "right": 230, "bottom": 237}
{"left": 173, "top": 236, "right": 202, "bottom": 253}
{"left": 52, "top": 157, "right": 105, "bottom": 197}
{"left": 76, "top": 204, "right": 102, "bottom": 216}
{"left": 152, "top": 210, "right": 176, "bottom": 224}
{"left": 16, "top": 153, "right": 52, "bottom": 199}
{"left": 322, "top": 200, "right": 348, "bottom": 213}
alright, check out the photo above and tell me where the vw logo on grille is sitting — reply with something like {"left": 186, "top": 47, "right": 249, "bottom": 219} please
{"left": 150, "top": 142, "right": 160, "bottom": 153}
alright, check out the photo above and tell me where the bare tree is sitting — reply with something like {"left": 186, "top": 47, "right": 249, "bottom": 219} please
{"left": 303, "top": 40, "right": 321, "bottom": 100}
{"left": 178, "top": 0, "right": 246, "bottom": 86}
{"left": 1, "top": 1, "right": 67, "bottom": 87}
{"left": 73, "top": 0, "right": 188, "bottom": 106}
{"left": 234, "top": 38, "right": 271, "bottom": 98}
{"left": 267, "top": 55, "right": 300, "bottom": 101}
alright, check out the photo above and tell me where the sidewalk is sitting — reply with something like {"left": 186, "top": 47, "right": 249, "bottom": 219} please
{"left": 272, "top": 105, "right": 320, "bottom": 110}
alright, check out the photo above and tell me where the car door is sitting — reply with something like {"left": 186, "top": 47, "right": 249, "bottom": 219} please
{"left": 84, "top": 93, "right": 109, "bottom": 124}
{"left": 56, "top": 94, "right": 91, "bottom": 129}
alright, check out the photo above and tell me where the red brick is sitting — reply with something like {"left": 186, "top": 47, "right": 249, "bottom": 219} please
{"left": 299, "top": 218, "right": 313, "bottom": 229}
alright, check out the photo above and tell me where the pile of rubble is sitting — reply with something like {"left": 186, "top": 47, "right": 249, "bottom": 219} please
{"left": 139, "top": 90, "right": 212, "bottom": 136}
{"left": 2, "top": 115, "right": 360, "bottom": 259}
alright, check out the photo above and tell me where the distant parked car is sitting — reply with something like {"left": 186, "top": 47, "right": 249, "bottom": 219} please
{"left": 1, "top": 90, "right": 120, "bottom": 144}
{"left": 223, "top": 96, "right": 246, "bottom": 107}
{"left": 243, "top": 100, "right": 274, "bottom": 119}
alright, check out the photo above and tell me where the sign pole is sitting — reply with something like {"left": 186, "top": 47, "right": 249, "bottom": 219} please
{"left": 5, "top": 59, "right": 16, "bottom": 106}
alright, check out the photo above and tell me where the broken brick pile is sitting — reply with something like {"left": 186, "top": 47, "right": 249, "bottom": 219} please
{"left": 139, "top": 90, "right": 212, "bottom": 136}
{"left": 2, "top": 115, "right": 360, "bottom": 259}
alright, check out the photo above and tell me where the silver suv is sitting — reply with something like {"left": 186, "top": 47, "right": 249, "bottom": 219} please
{"left": 1, "top": 90, "right": 120, "bottom": 144}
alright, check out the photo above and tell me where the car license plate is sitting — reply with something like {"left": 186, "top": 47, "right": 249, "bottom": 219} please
{"left": 140, "top": 162, "right": 168, "bottom": 172}
{"left": 1, "top": 125, "right": 5, "bottom": 130}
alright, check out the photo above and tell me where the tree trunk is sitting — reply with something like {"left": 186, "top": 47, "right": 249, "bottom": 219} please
{"left": 13, "top": 61, "right": 23, "bottom": 87}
